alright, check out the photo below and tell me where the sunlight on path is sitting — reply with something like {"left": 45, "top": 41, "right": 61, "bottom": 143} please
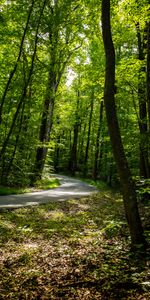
{"left": 0, "top": 175, "right": 98, "bottom": 209}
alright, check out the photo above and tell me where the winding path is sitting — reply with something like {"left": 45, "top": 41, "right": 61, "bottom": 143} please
{"left": 0, "top": 175, "right": 98, "bottom": 209}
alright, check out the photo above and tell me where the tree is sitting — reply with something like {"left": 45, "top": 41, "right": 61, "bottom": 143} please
{"left": 136, "top": 22, "right": 150, "bottom": 178}
{"left": 0, "top": 0, "right": 149, "bottom": 199}
{"left": 101, "top": 0, "right": 146, "bottom": 248}
{"left": 31, "top": 0, "right": 83, "bottom": 182}
{"left": 0, "top": 0, "right": 47, "bottom": 185}
{"left": 93, "top": 100, "right": 104, "bottom": 180}
{"left": 147, "top": 20, "right": 150, "bottom": 128}
{"left": 0, "top": 0, "right": 35, "bottom": 125}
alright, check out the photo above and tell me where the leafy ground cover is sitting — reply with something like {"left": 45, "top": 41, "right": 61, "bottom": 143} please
{"left": 0, "top": 177, "right": 60, "bottom": 195}
{"left": 0, "top": 188, "right": 149, "bottom": 299}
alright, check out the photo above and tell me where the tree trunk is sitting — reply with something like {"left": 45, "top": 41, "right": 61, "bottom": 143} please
{"left": 93, "top": 100, "right": 104, "bottom": 180}
{"left": 3, "top": 103, "right": 26, "bottom": 182}
{"left": 78, "top": 122, "right": 86, "bottom": 168}
{"left": 147, "top": 21, "right": 150, "bottom": 130}
{"left": 54, "top": 135, "right": 60, "bottom": 172}
{"left": 101, "top": 0, "right": 146, "bottom": 249}
{"left": 136, "top": 23, "right": 150, "bottom": 178}
{"left": 31, "top": 72, "right": 55, "bottom": 183}
{"left": 0, "top": 0, "right": 46, "bottom": 160}
{"left": 0, "top": 0, "right": 35, "bottom": 124}
{"left": 69, "top": 91, "right": 80, "bottom": 176}
{"left": 83, "top": 91, "right": 94, "bottom": 176}
{"left": 31, "top": 3, "right": 74, "bottom": 183}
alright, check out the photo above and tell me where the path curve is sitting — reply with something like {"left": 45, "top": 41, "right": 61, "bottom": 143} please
{"left": 0, "top": 174, "right": 98, "bottom": 209}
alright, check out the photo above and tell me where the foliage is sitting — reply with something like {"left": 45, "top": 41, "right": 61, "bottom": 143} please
{"left": 34, "top": 177, "right": 60, "bottom": 190}
{"left": 134, "top": 177, "right": 150, "bottom": 204}
{"left": 0, "top": 0, "right": 150, "bottom": 253}
{"left": 0, "top": 177, "right": 59, "bottom": 195}
{"left": 0, "top": 0, "right": 149, "bottom": 186}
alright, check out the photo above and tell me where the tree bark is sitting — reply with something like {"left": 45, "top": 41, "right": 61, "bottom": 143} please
{"left": 31, "top": 70, "right": 55, "bottom": 182}
{"left": 147, "top": 21, "right": 150, "bottom": 130}
{"left": 101, "top": 0, "right": 146, "bottom": 249}
{"left": 93, "top": 100, "right": 104, "bottom": 180}
{"left": 2, "top": 103, "right": 25, "bottom": 182}
{"left": 83, "top": 91, "right": 94, "bottom": 176}
{"left": 69, "top": 91, "right": 80, "bottom": 176}
{"left": 136, "top": 23, "right": 150, "bottom": 178}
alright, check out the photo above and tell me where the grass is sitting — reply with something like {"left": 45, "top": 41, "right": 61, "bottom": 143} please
{"left": 0, "top": 177, "right": 60, "bottom": 196}
{"left": 81, "top": 178, "right": 110, "bottom": 190}
{"left": 0, "top": 187, "right": 149, "bottom": 299}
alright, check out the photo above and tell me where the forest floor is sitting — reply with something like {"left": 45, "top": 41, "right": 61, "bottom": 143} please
{"left": 0, "top": 186, "right": 149, "bottom": 299}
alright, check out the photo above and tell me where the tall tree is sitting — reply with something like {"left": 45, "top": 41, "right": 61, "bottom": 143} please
{"left": 93, "top": 100, "right": 104, "bottom": 180}
{"left": 136, "top": 22, "right": 150, "bottom": 178}
{"left": 83, "top": 89, "right": 94, "bottom": 176}
{"left": 0, "top": 0, "right": 35, "bottom": 125}
{"left": 147, "top": 19, "right": 150, "bottom": 130}
{"left": 101, "top": 0, "right": 146, "bottom": 248}
{"left": 31, "top": 0, "right": 82, "bottom": 182}
{"left": 69, "top": 88, "right": 80, "bottom": 175}
{"left": 0, "top": 0, "right": 46, "bottom": 161}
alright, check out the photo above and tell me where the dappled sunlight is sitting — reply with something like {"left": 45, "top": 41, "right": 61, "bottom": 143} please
{"left": 43, "top": 210, "right": 61, "bottom": 220}
{"left": 0, "top": 175, "right": 98, "bottom": 209}
{"left": 23, "top": 243, "right": 39, "bottom": 250}
{"left": 0, "top": 219, "right": 15, "bottom": 229}
{"left": 77, "top": 203, "right": 90, "bottom": 211}
{"left": 115, "top": 198, "right": 123, "bottom": 203}
{"left": 0, "top": 190, "right": 149, "bottom": 299}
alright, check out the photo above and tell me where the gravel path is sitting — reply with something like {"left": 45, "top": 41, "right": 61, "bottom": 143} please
{"left": 0, "top": 174, "right": 98, "bottom": 209}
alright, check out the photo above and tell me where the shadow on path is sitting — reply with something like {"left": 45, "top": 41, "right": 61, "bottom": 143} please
{"left": 0, "top": 174, "right": 98, "bottom": 209}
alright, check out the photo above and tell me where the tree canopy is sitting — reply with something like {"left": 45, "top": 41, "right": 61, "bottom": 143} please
{"left": 0, "top": 0, "right": 150, "bottom": 248}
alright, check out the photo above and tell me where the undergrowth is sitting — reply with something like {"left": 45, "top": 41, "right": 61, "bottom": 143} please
{"left": 0, "top": 189, "right": 149, "bottom": 299}
{"left": 0, "top": 177, "right": 60, "bottom": 195}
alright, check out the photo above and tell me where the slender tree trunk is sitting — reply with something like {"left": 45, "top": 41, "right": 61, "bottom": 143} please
{"left": 31, "top": 72, "right": 55, "bottom": 182}
{"left": 69, "top": 91, "right": 80, "bottom": 176}
{"left": 0, "top": 0, "right": 46, "bottom": 160}
{"left": 136, "top": 23, "right": 150, "bottom": 178}
{"left": 3, "top": 103, "right": 25, "bottom": 182}
{"left": 147, "top": 21, "right": 150, "bottom": 130}
{"left": 54, "top": 135, "right": 60, "bottom": 172}
{"left": 53, "top": 117, "right": 60, "bottom": 172}
{"left": 93, "top": 100, "right": 104, "bottom": 180}
{"left": 102, "top": 0, "right": 146, "bottom": 249}
{"left": 78, "top": 122, "right": 86, "bottom": 167}
{"left": 32, "top": 62, "right": 69, "bottom": 182}
{"left": 98, "top": 141, "right": 103, "bottom": 178}
{"left": 83, "top": 91, "right": 94, "bottom": 176}
{"left": 0, "top": 0, "right": 35, "bottom": 124}
{"left": 31, "top": 4, "right": 73, "bottom": 183}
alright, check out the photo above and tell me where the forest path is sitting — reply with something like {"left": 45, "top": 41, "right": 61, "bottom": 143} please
{"left": 0, "top": 174, "right": 98, "bottom": 209}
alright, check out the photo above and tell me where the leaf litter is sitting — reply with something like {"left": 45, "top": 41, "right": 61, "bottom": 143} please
{"left": 0, "top": 191, "right": 149, "bottom": 299}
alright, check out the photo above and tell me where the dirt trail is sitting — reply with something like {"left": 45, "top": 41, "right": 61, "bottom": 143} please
{"left": 0, "top": 174, "right": 98, "bottom": 209}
